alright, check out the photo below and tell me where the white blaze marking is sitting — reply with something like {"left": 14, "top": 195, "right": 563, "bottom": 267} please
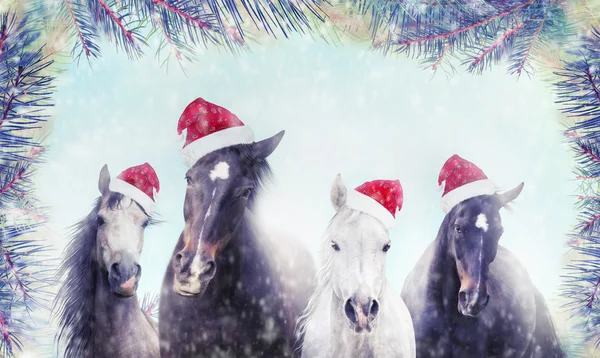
{"left": 210, "top": 161, "right": 230, "bottom": 181}
{"left": 475, "top": 235, "right": 483, "bottom": 300}
{"left": 472, "top": 214, "right": 488, "bottom": 305}
{"left": 475, "top": 213, "right": 489, "bottom": 232}
{"left": 194, "top": 187, "right": 217, "bottom": 262}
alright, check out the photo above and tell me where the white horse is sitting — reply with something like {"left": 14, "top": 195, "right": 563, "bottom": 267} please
{"left": 296, "top": 174, "right": 416, "bottom": 358}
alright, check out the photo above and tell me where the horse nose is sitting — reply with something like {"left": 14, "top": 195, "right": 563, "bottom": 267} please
{"left": 173, "top": 250, "right": 192, "bottom": 273}
{"left": 458, "top": 290, "right": 490, "bottom": 316}
{"left": 109, "top": 261, "right": 140, "bottom": 296}
{"left": 458, "top": 290, "right": 469, "bottom": 306}
{"left": 344, "top": 297, "right": 379, "bottom": 332}
{"left": 110, "top": 261, "right": 140, "bottom": 280}
{"left": 199, "top": 260, "right": 217, "bottom": 281}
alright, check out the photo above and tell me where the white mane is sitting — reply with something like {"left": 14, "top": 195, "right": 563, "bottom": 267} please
{"left": 295, "top": 207, "right": 416, "bottom": 358}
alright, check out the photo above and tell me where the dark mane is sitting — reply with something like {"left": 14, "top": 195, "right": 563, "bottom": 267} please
{"left": 53, "top": 191, "right": 154, "bottom": 357}
{"left": 53, "top": 195, "right": 102, "bottom": 358}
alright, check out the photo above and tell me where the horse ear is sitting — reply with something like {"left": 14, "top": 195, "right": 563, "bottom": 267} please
{"left": 253, "top": 130, "right": 285, "bottom": 159}
{"left": 330, "top": 174, "right": 347, "bottom": 212}
{"left": 98, "top": 164, "right": 110, "bottom": 195}
{"left": 497, "top": 182, "right": 524, "bottom": 207}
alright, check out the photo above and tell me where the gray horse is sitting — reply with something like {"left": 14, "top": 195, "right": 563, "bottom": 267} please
{"left": 54, "top": 165, "right": 159, "bottom": 358}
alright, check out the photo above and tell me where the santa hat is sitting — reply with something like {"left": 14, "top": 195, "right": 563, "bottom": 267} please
{"left": 438, "top": 154, "right": 496, "bottom": 213}
{"left": 108, "top": 162, "right": 160, "bottom": 215}
{"left": 346, "top": 179, "right": 403, "bottom": 228}
{"left": 177, "top": 98, "right": 254, "bottom": 167}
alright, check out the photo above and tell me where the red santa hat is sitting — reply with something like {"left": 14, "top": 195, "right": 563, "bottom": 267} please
{"left": 438, "top": 154, "right": 496, "bottom": 213}
{"left": 177, "top": 98, "right": 254, "bottom": 167}
{"left": 346, "top": 179, "right": 403, "bottom": 228}
{"left": 108, "top": 162, "right": 160, "bottom": 215}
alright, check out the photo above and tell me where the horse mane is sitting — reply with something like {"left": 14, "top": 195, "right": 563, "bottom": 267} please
{"left": 53, "top": 192, "right": 155, "bottom": 358}
{"left": 293, "top": 207, "right": 361, "bottom": 354}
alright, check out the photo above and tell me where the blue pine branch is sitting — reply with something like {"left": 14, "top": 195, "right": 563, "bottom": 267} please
{"left": 85, "top": 0, "right": 146, "bottom": 59}
{"left": 0, "top": 6, "right": 56, "bottom": 357}
{"left": 379, "top": 0, "right": 570, "bottom": 76}
{"left": 140, "top": 291, "right": 159, "bottom": 320}
{"left": 558, "top": 25, "right": 600, "bottom": 353}
{"left": 58, "top": 0, "right": 101, "bottom": 61}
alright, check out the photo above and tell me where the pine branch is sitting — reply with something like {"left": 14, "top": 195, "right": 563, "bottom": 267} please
{"left": 140, "top": 291, "right": 159, "bottom": 320}
{"left": 559, "top": 25, "right": 600, "bottom": 353}
{"left": 86, "top": 0, "right": 145, "bottom": 58}
{"left": 0, "top": 6, "right": 56, "bottom": 357}
{"left": 382, "top": 0, "right": 570, "bottom": 76}
{"left": 59, "top": 0, "right": 101, "bottom": 60}
{"left": 554, "top": 27, "right": 600, "bottom": 134}
{"left": 467, "top": 22, "right": 526, "bottom": 73}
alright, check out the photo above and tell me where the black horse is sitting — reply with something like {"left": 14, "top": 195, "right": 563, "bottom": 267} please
{"left": 159, "top": 131, "right": 316, "bottom": 357}
{"left": 401, "top": 183, "right": 566, "bottom": 358}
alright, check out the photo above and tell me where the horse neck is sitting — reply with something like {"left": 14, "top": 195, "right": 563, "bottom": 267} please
{"left": 427, "top": 215, "right": 461, "bottom": 303}
{"left": 93, "top": 262, "right": 143, "bottom": 336}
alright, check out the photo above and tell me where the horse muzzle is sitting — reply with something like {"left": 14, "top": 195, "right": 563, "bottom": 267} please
{"left": 458, "top": 289, "right": 490, "bottom": 317}
{"left": 172, "top": 252, "right": 217, "bottom": 297}
{"left": 344, "top": 296, "right": 380, "bottom": 334}
{"left": 109, "top": 261, "right": 141, "bottom": 297}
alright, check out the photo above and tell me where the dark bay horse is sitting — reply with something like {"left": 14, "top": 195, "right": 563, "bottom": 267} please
{"left": 159, "top": 131, "right": 316, "bottom": 357}
{"left": 54, "top": 165, "right": 159, "bottom": 358}
{"left": 401, "top": 183, "right": 566, "bottom": 358}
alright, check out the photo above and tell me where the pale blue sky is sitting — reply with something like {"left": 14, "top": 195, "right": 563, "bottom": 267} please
{"left": 36, "top": 36, "right": 576, "bottom": 349}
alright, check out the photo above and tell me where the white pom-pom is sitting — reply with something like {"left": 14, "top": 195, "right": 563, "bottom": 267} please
{"left": 437, "top": 181, "right": 445, "bottom": 192}
{"left": 174, "top": 131, "right": 185, "bottom": 141}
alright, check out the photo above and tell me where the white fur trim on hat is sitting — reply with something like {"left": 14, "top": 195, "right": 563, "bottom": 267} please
{"left": 346, "top": 190, "right": 396, "bottom": 228}
{"left": 440, "top": 179, "right": 495, "bottom": 214}
{"left": 109, "top": 178, "right": 156, "bottom": 215}
{"left": 180, "top": 126, "right": 254, "bottom": 167}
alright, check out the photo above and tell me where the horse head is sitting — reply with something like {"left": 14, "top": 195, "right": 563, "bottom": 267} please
{"left": 172, "top": 131, "right": 284, "bottom": 297}
{"left": 446, "top": 182, "right": 524, "bottom": 317}
{"left": 328, "top": 174, "right": 393, "bottom": 333}
{"left": 96, "top": 165, "right": 152, "bottom": 297}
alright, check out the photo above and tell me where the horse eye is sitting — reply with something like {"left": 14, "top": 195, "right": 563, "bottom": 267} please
{"left": 142, "top": 219, "right": 149, "bottom": 228}
{"left": 383, "top": 242, "right": 391, "bottom": 252}
{"left": 331, "top": 241, "right": 340, "bottom": 251}
{"left": 185, "top": 176, "right": 191, "bottom": 185}
{"left": 242, "top": 188, "right": 253, "bottom": 198}
{"left": 454, "top": 225, "right": 462, "bottom": 234}
{"left": 97, "top": 216, "right": 106, "bottom": 227}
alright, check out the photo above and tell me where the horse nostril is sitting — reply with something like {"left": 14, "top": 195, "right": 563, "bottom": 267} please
{"left": 135, "top": 264, "right": 142, "bottom": 279}
{"left": 370, "top": 300, "right": 379, "bottom": 320}
{"left": 200, "top": 260, "right": 216, "bottom": 280}
{"left": 344, "top": 299, "right": 357, "bottom": 324}
{"left": 173, "top": 252, "right": 187, "bottom": 273}
{"left": 110, "top": 262, "right": 120, "bottom": 278}
{"left": 484, "top": 294, "right": 490, "bottom": 307}
{"left": 459, "top": 291, "right": 468, "bottom": 305}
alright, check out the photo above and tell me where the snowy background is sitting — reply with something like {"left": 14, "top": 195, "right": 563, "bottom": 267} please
{"left": 36, "top": 36, "right": 576, "bottom": 347}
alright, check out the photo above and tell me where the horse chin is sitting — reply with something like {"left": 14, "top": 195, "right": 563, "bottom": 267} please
{"left": 110, "top": 286, "right": 136, "bottom": 298}
{"left": 173, "top": 278, "right": 208, "bottom": 297}
{"left": 458, "top": 304, "right": 483, "bottom": 317}
{"left": 349, "top": 323, "right": 374, "bottom": 334}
